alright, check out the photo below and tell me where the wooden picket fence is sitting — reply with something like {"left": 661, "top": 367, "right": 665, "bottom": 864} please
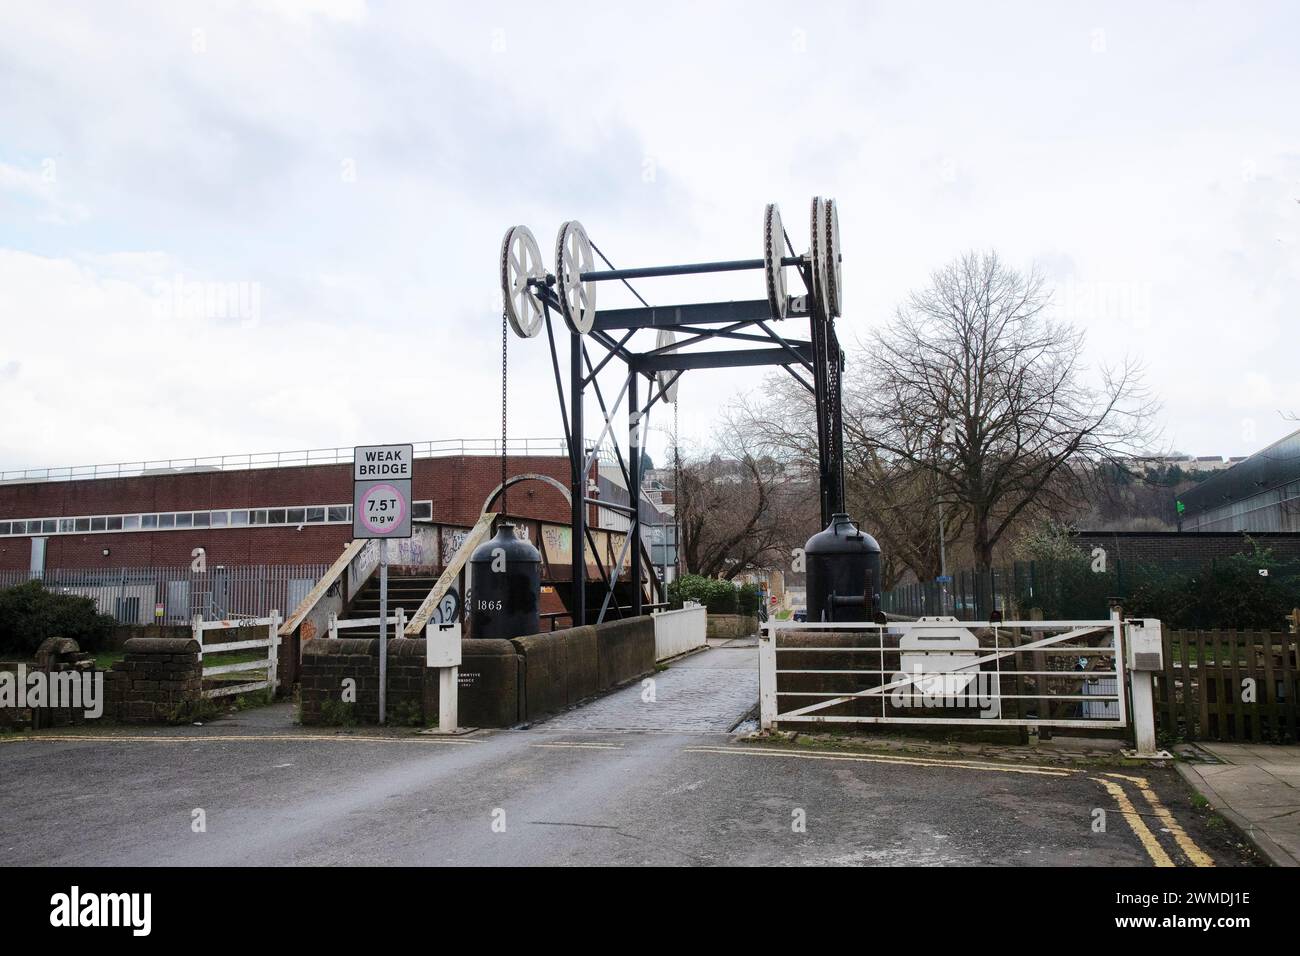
{"left": 1154, "top": 628, "right": 1300, "bottom": 743}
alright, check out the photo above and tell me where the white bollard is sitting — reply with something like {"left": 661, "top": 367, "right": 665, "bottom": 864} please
{"left": 426, "top": 622, "right": 462, "bottom": 733}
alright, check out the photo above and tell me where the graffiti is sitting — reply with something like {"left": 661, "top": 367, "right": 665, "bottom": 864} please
{"left": 430, "top": 586, "right": 460, "bottom": 627}
{"left": 541, "top": 525, "right": 571, "bottom": 565}
{"left": 443, "top": 528, "right": 470, "bottom": 564}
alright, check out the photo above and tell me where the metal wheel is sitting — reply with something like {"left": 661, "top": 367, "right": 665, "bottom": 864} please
{"left": 764, "top": 203, "right": 787, "bottom": 319}
{"left": 823, "top": 197, "right": 842, "bottom": 317}
{"left": 555, "top": 220, "right": 597, "bottom": 334}
{"left": 499, "top": 225, "right": 545, "bottom": 338}
{"left": 809, "top": 196, "right": 825, "bottom": 309}
{"left": 656, "top": 329, "right": 680, "bottom": 403}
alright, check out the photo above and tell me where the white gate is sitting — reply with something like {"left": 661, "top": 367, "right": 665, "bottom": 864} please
{"left": 759, "top": 615, "right": 1129, "bottom": 731}
{"left": 192, "top": 612, "right": 281, "bottom": 700}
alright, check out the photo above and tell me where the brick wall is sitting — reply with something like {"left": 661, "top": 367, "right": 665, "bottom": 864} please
{"left": 1072, "top": 530, "right": 1300, "bottom": 567}
{"left": 0, "top": 454, "right": 578, "bottom": 572}
{"left": 298, "top": 617, "right": 657, "bottom": 728}
{"left": 104, "top": 637, "right": 203, "bottom": 723}
{"left": 298, "top": 637, "right": 431, "bottom": 725}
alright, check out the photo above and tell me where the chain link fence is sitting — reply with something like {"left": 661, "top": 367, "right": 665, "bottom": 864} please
{"left": 0, "top": 565, "right": 328, "bottom": 625}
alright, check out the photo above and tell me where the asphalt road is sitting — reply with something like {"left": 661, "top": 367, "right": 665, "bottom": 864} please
{"left": 0, "top": 645, "right": 1252, "bottom": 866}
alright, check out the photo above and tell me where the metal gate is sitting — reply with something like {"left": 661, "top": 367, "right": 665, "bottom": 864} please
{"left": 759, "top": 615, "right": 1129, "bottom": 730}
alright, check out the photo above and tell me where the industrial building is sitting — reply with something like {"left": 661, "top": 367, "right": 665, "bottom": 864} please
{"left": 1177, "top": 427, "right": 1300, "bottom": 532}
{"left": 0, "top": 438, "right": 673, "bottom": 624}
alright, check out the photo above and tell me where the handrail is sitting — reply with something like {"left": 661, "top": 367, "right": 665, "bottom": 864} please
{"left": 280, "top": 539, "right": 368, "bottom": 637}
{"left": 0, "top": 438, "right": 617, "bottom": 485}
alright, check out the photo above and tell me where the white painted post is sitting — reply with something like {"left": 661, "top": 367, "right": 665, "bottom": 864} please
{"left": 426, "top": 622, "right": 461, "bottom": 733}
{"left": 396, "top": 607, "right": 406, "bottom": 637}
{"left": 1121, "top": 613, "right": 1161, "bottom": 756}
{"left": 267, "top": 611, "right": 280, "bottom": 693}
{"left": 758, "top": 622, "right": 777, "bottom": 730}
{"left": 328, "top": 611, "right": 338, "bottom": 641}
{"left": 439, "top": 666, "right": 459, "bottom": 732}
{"left": 1131, "top": 670, "right": 1158, "bottom": 755}
{"left": 191, "top": 615, "right": 203, "bottom": 659}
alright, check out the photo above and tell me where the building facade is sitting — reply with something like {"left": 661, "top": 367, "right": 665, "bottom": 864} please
{"left": 1177, "top": 428, "right": 1300, "bottom": 532}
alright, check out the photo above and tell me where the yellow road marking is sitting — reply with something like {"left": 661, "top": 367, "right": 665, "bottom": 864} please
{"left": 1092, "top": 776, "right": 1174, "bottom": 867}
{"left": 1105, "top": 773, "right": 1215, "bottom": 867}
{"left": 0, "top": 733, "right": 476, "bottom": 746}
{"left": 686, "top": 746, "right": 1077, "bottom": 777}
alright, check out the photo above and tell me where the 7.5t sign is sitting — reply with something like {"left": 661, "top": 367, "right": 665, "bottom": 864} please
{"left": 352, "top": 444, "right": 413, "bottom": 539}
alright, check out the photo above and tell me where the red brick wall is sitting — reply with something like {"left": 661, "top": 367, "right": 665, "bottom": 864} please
{"left": 0, "top": 455, "right": 581, "bottom": 572}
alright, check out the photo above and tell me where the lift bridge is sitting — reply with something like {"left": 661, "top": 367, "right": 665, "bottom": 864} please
{"left": 497, "top": 199, "right": 847, "bottom": 625}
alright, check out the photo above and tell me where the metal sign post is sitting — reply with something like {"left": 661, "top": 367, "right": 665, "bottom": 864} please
{"left": 353, "top": 443, "right": 413, "bottom": 725}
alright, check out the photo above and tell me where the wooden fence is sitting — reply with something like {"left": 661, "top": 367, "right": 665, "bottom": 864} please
{"left": 1154, "top": 629, "right": 1300, "bottom": 743}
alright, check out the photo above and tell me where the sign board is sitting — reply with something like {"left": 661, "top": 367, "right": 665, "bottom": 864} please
{"left": 353, "top": 478, "right": 411, "bottom": 538}
{"left": 935, "top": 575, "right": 952, "bottom": 584}
{"left": 353, "top": 443, "right": 413, "bottom": 481}
{"left": 352, "top": 445, "right": 413, "bottom": 540}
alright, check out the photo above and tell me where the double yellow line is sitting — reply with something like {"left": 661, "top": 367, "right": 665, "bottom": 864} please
{"left": 1093, "top": 772, "right": 1214, "bottom": 867}
{"left": 690, "top": 744, "right": 1214, "bottom": 866}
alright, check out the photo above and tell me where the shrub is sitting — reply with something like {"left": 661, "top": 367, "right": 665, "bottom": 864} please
{"left": 667, "top": 574, "right": 763, "bottom": 616}
{"left": 0, "top": 581, "right": 117, "bottom": 658}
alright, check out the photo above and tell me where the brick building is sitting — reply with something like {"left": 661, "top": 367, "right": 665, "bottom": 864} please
{"left": 0, "top": 447, "right": 578, "bottom": 574}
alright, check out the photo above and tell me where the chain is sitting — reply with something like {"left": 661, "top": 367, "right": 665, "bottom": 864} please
{"left": 673, "top": 398, "right": 681, "bottom": 579}
{"left": 501, "top": 305, "right": 509, "bottom": 516}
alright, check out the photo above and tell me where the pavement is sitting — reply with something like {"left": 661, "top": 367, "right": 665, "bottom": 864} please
{"left": 0, "top": 643, "right": 1259, "bottom": 867}
{"left": 1176, "top": 743, "right": 1300, "bottom": 867}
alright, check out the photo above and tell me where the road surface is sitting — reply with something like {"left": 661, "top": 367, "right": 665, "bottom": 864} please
{"left": 0, "top": 643, "right": 1251, "bottom": 866}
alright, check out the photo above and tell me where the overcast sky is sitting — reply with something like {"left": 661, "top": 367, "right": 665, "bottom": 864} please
{"left": 1, "top": 0, "right": 1296, "bottom": 472}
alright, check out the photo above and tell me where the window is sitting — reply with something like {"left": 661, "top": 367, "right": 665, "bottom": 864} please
{"left": 327, "top": 506, "right": 348, "bottom": 522}
{"left": 413, "top": 500, "right": 432, "bottom": 520}
{"left": 175, "top": 512, "right": 192, "bottom": 528}
{"left": 305, "top": 507, "right": 325, "bottom": 523}
{"left": 230, "top": 510, "right": 249, "bottom": 526}
{"left": 141, "top": 514, "right": 158, "bottom": 529}
{"left": 123, "top": 516, "right": 140, "bottom": 530}
{"left": 286, "top": 508, "right": 305, "bottom": 524}
{"left": 75, "top": 517, "right": 91, "bottom": 532}
{"left": 59, "top": 518, "right": 74, "bottom": 533}
{"left": 192, "top": 512, "right": 210, "bottom": 527}
{"left": 249, "top": 510, "right": 267, "bottom": 525}
{"left": 210, "top": 511, "right": 227, "bottom": 527}
{"left": 5, "top": 521, "right": 19, "bottom": 534}
{"left": 106, "top": 516, "right": 123, "bottom": 531}
{"left": 0, "top": 522, "right": 9, "bottom": 535}
{"left": 267, "top": 508, "right": 286, "bottom": 524}
{"left": 90, "top": 517, "right": 106, "bottom": 531}
{"left": 158, "top": 514, "right": 175, "bottom": 529}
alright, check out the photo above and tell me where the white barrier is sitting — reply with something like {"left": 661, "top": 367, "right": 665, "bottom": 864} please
{"left": 652, "top": 603, "right": 707, "bottom": 661}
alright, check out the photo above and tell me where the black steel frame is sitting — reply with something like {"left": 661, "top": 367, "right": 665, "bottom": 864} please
{"left": 530, "top": 246, "right": 846, "bottom": 626}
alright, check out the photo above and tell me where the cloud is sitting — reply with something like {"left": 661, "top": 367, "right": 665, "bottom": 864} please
{"left": 0, "top": 0, "right": 1298, "bottom": 472}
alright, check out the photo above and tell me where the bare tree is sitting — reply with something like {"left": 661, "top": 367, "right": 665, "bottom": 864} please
{"left": 860, "top": 251, "right": 1158, "bottom": 570}
{"left": 675, "top": 444, "right": 807, "bottom": 580}
{"left": 732, "top": 376, "right": 963, "bottom": 587}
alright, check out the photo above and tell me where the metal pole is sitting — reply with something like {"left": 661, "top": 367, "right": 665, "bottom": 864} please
{"left": 629, "top": 372, "right": 642, "bottom": 616}
{"left": 938, "top": 501, "right": 947, "bottom": 616}
{"left": 378, "top": 548, "right": 388, "bottom": 725}
{"left": 570, "top": 331, "right": 586, "bottom": 626}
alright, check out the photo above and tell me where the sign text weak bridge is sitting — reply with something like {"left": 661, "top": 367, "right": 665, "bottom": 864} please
{"left": 759, "top": 616, "right": 1135, "bottom": 731}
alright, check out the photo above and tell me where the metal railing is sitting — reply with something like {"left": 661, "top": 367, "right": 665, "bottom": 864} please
{"left": 758, "top": 617, "right": 1129, "bottom": 730}
{"left": 0, "top": 437, "right": 616, "bottom": 484}
{"left": 0, "top": 565, "right": 328, "bottom": 625}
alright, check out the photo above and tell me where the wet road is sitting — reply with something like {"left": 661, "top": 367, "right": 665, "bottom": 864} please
{"left": 0, "top": 646, "right": 1247, "bottom": 866}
